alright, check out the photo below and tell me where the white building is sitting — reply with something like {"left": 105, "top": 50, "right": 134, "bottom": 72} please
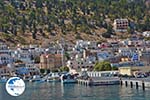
{"left": 118, "top": 47, "right": 137, "bottom": 57}
{"left": 66, "top": 57, "right": 95, "bottom": 71}
{"left": 75, "top": 40, "right": 97, "bottom": 50}
{"left": 0, "top": 54, "right": 13, "bottom": 65}
{"left": 97, "top": 51, "right": 114, "bottom": 62}
{"left": 0, "top": 42, "right": 11, "bottom": 55}
{"left": 113, "top": 19, "right": 128, "bottom": 32}
{"left": 143, "top": 31, "right": 150, "bottom": 37}
{"left": 0, "top": 64, "right": 15, "bottom": 78}
{"left": 85, "top": 71, "right": 119, "bottom": 77}
{"left": 12, "top": 49, "right": 33, "bottom": 63}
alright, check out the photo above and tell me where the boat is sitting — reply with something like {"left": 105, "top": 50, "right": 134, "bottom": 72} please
{"left": 60, "top": 73, "right": 77, "bottom": 84}
{"left": 0, "top": 77, "right": 7, "bottom": 83}
{"left": 46, "top": 72, "right": 60, "bottom": 82}
{"left": 29, "top": 75, "right": 45, "bottom": 82}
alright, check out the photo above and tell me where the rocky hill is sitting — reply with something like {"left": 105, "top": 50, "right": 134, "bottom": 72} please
{"left": 0, "top": 0, "right": 150, "bottom": 45}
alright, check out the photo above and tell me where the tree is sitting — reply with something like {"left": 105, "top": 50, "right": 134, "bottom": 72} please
{"left": 94, "top": 61, "right": 111, "bottom": 71}
{"left": 102, "top": 32, "right": 111, "bottom": 38}
{"left": 32, "top": 22, "right": 37, "bottom": 39}
{"left": 51, "top": 69, "right": 59, "bottom": 72}
{"left": 40, "top": 69, "right": 45, "bottom": 74}
{"left": 15, "top": 59, "right": 23, "bottom": 63}
{"left": 36, "top": 0, "right": 43, "bottom": 8}
{"left": 65, "top": 52, "right": 70, "bottom": 60}
{"left": 60, "top": 66, "right": 69, "bottom": 72}
{"left": 107, "top": 24, "right": 113, "bottom": 34}
{"left": 112, "top": 66, "right": 118, "bottom": 70}
{"left": 0, "top": 0, "right": 149, "bottom": 45}
{"left": 21, "top": 15, "right": 26, "bottom": 34}
{"left": 34, "top": 56, "right": 40, "bottom": 63}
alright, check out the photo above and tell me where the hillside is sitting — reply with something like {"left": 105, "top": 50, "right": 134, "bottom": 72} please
{"left": 0, "top": 0, "right": 150, "bottom": 45}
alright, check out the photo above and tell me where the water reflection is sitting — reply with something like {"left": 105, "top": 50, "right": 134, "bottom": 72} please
{"left": 61, "top": 83, "right": 64, "bottom": 97}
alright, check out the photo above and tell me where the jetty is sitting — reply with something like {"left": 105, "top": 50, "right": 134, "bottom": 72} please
{"left": 77, "top": 76, "right": 150, "bottom": 90}
{"left": 120, "top": 78, "right": 150, "bottom": 90}
{"left": 77, "top": 77, "right": 120, "bottom": 86}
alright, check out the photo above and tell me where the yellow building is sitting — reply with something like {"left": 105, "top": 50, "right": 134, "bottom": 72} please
{"left": 119, "top": 66, "right": 150, "bottom": 76}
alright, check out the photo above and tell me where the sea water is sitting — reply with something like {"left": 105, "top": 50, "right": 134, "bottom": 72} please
{"left": 0, "top": 82, "right": 150, "bottom": 100}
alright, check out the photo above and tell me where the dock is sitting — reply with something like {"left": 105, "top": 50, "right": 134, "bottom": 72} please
{"left": 77, "top": 77, "right": 120, "bottom": 86}
{"left": 120, "top": 78, "right": 150, "bottom": 90}
{"left": 77, "top": 77, "right": 150, "bottom": 90}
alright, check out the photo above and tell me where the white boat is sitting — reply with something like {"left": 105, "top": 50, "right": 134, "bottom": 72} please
{"left": 42, "top": 72, "right": 60, "bottom": 82}
{"left": 60, "top": 74, "right": 77, "bottom": 84}
{"left": 29, "top": 75, "right": 45, "bottom": 82}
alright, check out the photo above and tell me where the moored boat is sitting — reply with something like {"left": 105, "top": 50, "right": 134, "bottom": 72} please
{"left": 46, "top": 72, "right": 60, "bottom": 82}
{"left": 29, "top": 75, "right": 45, "bottom": 82}
{"left": 60, "top": 73, "right": 77, "bottom": 84}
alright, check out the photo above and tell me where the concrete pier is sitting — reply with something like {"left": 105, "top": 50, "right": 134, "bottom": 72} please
{"left": 120, "top": 78, "right": 150, "bottom": 90}
{"left": 78, "top": 79, "right": 90, "bottom": 86}
{"left": 78, "top": 77, "right": 150, "bottom": 90}
{"left": 77, "top": 77, "right": 120, "bottom": 86}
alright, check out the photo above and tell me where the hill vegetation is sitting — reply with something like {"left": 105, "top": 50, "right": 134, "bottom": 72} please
{"left": 0, "top": 0, "right": 150, "bottom": 45}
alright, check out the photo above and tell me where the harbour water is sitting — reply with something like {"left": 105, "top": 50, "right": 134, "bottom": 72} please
{"left": 0, "top": 82, "right": 150, "bottom": 100}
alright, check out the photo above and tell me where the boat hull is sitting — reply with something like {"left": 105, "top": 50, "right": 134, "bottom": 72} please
{"left": 62, "top": 79, "right": 77, "bottom": 84}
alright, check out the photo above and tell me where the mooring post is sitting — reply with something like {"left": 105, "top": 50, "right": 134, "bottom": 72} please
{"left": 125, "top": 81, "right": 128, "bottom": 87}
{"left": 120, "top": 78, "right": 122, "bottom": 86}
{"left": 130, "top": 81, "right": 133, "bottom": 88}
{"left": 136, "top": 82, "right": 138, "bottom": 89}
{"left": 142, "top": 81, "right": 145, "bottom": 91}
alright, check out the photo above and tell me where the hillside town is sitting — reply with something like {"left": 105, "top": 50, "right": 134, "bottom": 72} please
{"left": 0, "top": 28, "right": 150, "bottom": 80}
{"left": 2, "top": 0, "right": 150, "bottom": 99}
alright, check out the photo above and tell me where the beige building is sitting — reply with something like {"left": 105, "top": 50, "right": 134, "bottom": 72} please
{"left": 113, "top": 19, "right": 128, "bottom": 32}
{"left": 40, "top": 54, "right": 62, "bottom": 71}
{"left": 119, "top": 66, "right": 150, "bottom": 76}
